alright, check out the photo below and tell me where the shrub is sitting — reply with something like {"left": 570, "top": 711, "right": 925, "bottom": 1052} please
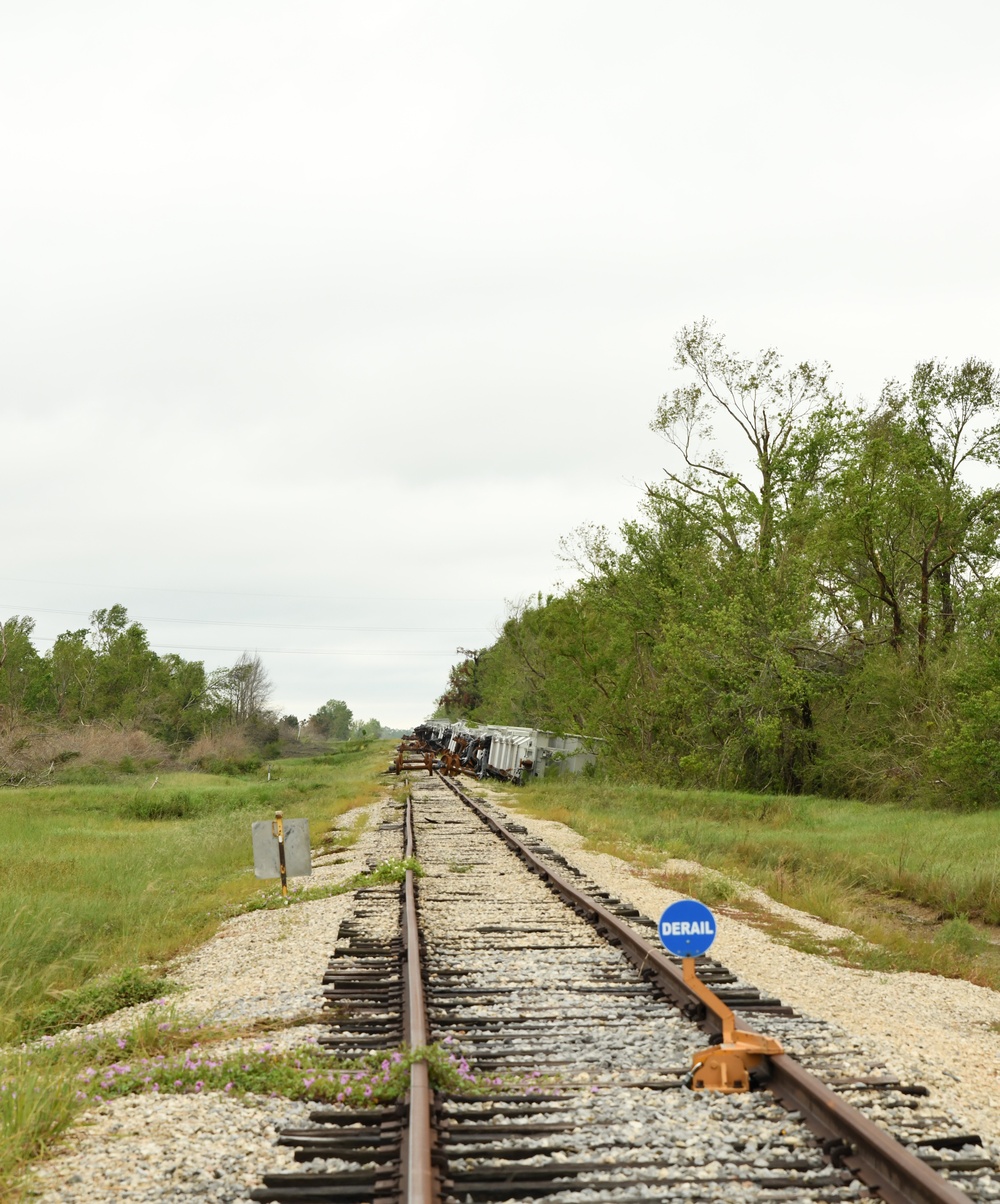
{"left": 0, "top": 724, "right": 168, "bottom": 784}
{"left": 120, "top": 791, "right": 194, "bottom": 821}
{"left": 58, "top": 764, "right": 117, "bottom": 785}
{"left": 27, "top": 968, "right": 176, "bottom": 1037}
{"left": 185, "top": 729, "right": 261, "bottom": 775}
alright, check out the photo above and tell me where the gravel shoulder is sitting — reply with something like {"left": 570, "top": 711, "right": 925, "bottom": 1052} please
{"left": 492, "top": 786, "right": 1000, "bottom": 1147}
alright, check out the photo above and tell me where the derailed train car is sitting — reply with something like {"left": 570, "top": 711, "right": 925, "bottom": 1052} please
{"left": 413, "top": 719, "right": 600, "bottom": 784}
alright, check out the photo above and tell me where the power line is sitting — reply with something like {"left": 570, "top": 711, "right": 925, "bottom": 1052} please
{"left": 0, "top": 576, "right": 502, "bottom": 603}
{"left": 32, "top": 635, "right": 460, "bottom": 657}
{"left": 0, "top": 602, "right": 492, "bottom": 635}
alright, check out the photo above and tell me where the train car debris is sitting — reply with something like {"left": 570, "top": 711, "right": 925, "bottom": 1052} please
{"left": 405, "top": 720, "right": 601, "bottom": 784}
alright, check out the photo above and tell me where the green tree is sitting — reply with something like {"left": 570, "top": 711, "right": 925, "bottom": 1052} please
{"left": 436, "top": 650, "right": 484, "bottom": 717}
{"left": 645, "top": 322, "right": 846, "bottom": 789}
{"left": 819, "top": 359, "right": 1000, "bottom": 669}
{"left": 0, "top": 615, "right": 49, "bottom": 723}
{"left": 309, "top": 699, "right": 352, "bottom": 739}
{"left": 650, "top": 318, "right": 842, "bottom": 571}
{"left": 47, "top": 606, "right": 209, "bottom": 735}
{"left": 49, "top": 627, "right": 95, "bottom": 721}
{"left": 150, "top": 653, "right": 209, "bottom": 743}
{"left": 349, "top": 717, "right": 382, "bottom": 740}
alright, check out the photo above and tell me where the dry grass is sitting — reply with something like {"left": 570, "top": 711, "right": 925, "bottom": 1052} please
{"left": 0, "top": 724, "right": 168, "bottom": 783}
{"left": 185, "top": 728, "right": 256, "bottom": 763}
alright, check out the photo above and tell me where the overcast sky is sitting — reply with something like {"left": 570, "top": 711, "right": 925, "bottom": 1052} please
{"left": 2, "top": 1, "right": 998, "bottom": 727}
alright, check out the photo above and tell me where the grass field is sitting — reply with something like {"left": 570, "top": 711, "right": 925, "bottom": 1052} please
{"left": 507, "top": 775, "right": 1000, "bottom": 989}
{"left": 0, "top": 741, "right": 393, "bottom": 1043}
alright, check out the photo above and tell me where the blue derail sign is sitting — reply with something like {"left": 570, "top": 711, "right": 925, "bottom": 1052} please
{"left": 658, "top": 899, "right": 717, "bottom": 958}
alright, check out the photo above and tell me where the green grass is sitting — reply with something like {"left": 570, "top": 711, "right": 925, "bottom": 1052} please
{"left": 0, "top": 743, "right": 395, "bottom": 1043}
{"left": 507, "top": 775, "right": 1000, "bottom": 988}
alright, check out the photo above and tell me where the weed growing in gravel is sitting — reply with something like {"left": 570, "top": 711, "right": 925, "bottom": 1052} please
{"left": 0, "top": 1006, "right": 241, "bottom": 1196}
{"left": 64, "top": 1037, "right": 522, "bottom": 1109}
{"left": 0, "top": 1013, "right": 525, "bottom": 1198}
{"left": 237, "top": 858, "right": 423, "bottom": 914}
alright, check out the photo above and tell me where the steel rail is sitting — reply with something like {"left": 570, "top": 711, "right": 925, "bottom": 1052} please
{"left": 436, "top": 771, "right": 972, "bottom": 1204}
{"left": 401, "top": 787, "right": 437, "bottom": 1204}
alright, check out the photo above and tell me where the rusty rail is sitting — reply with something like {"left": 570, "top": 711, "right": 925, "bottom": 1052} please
{"left": 436, "top": 772, "right": 972, "bottom": 1204}
{"left": 401, "top": 786, "right": 437, "bottom": 1204}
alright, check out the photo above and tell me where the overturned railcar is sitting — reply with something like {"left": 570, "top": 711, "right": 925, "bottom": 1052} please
{"left": 413, "top": 720, "right": 600, "bottom": 784}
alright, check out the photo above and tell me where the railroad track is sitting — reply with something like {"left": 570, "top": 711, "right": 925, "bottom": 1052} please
{"left": 252, "top": 768, "right": 998, "bottom": 1204}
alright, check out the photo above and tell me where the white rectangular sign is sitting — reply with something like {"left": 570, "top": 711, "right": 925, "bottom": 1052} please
{"left": 252, "top": 818, "right": 312, "bottom": 879}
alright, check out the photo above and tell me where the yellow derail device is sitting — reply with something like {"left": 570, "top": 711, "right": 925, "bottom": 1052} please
{"left": 658, "top": 899, "right": 783, "bottom": 1093}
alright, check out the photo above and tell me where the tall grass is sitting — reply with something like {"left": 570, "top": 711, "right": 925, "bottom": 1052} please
{"left": 0, "top": 743, "right": 392, "bottom": 1042}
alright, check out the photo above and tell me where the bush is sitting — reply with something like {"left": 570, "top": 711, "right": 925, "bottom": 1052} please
{"left": 27, "top": 967, "right": 176, "bottom": 1037}
{"left": 185, "top": 728, "right": 261, "bottom": 775}
{"left": 201, "top": 755, "right": 262, "bottom": 776}
{"left": 0, "top": 724, "right": 168, "bottom": 784}
{"left": 120, "top": 790, "right": 195, "bottom": 820}
{"left": 57, "top": 764, "right": 117, "bottom": 785}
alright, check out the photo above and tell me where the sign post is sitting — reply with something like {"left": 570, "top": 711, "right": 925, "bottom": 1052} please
{"left": 274, "top": 811, "right": 288, "bottom": 899}
{"left": 252, "top": 812, "right": 312, "bottom": 905}
{"left": 658, "top": 898, "right": 782, "bottom": 1093}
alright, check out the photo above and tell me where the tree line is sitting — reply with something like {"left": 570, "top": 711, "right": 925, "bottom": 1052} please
{"left": 0, "top": 604, "right": 390, "bottom": 749}
{"left": 438, "top": 322, "right": 1000, "bottom": 808}
{"left": 0, "top": 605, "right": 268, "bottom": 742}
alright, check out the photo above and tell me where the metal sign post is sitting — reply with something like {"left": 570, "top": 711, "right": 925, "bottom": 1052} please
{"left": 274, "top": 811, "right": 288, "bottom": 899}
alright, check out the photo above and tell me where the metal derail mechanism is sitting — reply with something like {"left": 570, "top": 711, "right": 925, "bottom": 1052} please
{"left": 435, "top": 772, "right": 973, "bottom": 1204}
{"left": 679, "top": 955, "right": 784, "bottom": 1093}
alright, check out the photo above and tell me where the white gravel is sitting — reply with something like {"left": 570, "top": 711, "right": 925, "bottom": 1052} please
{"left": 30, "top": 1093, "right": 314, "bottom": 1204}
{"left": 489, "top": 785, "right": 1000, "bottom": 1148}
{"left": 28, "top": 793, "right": 405, "bottom": 1203}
